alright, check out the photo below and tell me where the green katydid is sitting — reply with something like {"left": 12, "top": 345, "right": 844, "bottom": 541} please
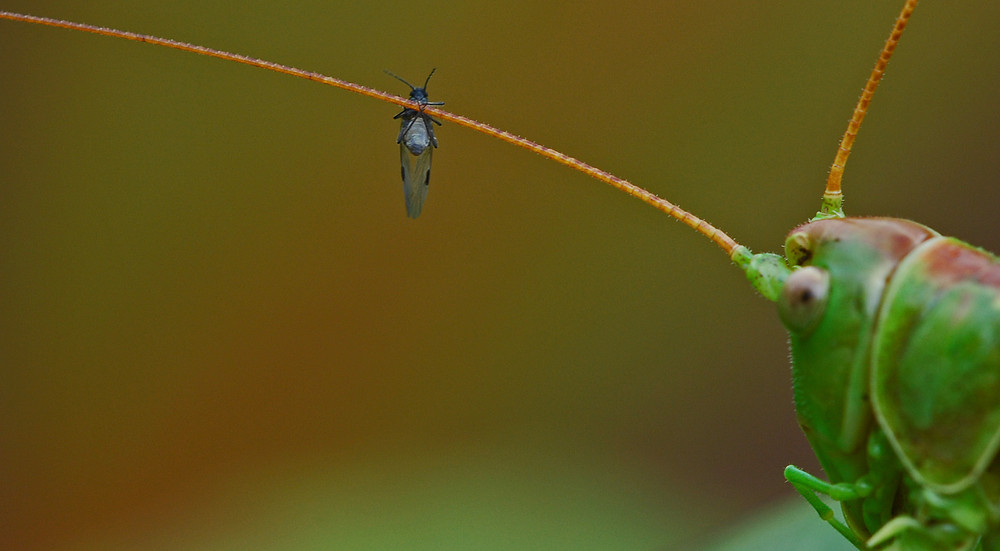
{"left": 727, "top": 2, "right": 1000, "bottom": 548}
{"left": 2, "top": 1, "right": 998, "bottom": 549}
{"left": 738, "top": 2, "right": 1000, "bottom": 548}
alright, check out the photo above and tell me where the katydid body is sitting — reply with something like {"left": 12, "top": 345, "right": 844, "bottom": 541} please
{"left": 728, "top": 1, "right": 1000, "bottom": 547}
{"left": 772, "top": 218, "right": 1000, "bottom": 550}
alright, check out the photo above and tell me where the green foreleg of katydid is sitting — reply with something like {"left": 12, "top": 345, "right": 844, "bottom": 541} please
{"left": 784, "top": 465, "right": 871, "bottom": 550}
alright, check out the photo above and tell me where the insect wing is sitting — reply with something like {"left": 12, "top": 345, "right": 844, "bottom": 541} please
{"left": 400, "top": 135, "right": 432, "bottom": 218}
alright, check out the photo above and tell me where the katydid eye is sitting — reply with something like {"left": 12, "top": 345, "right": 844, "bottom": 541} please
{"left": 778, "top": 266, "right": 830, "bottom": 336}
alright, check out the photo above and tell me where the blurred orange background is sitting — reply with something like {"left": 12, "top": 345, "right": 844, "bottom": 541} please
{"left": 2, "top": 2, "right": 1000, "bottom": 549}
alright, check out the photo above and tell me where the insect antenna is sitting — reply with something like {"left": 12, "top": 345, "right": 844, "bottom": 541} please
{"left": 421, "top": 69, "right": 445, "bottom": 106}
{"left": 383, "top": 69, "right": 417, "bottom": 91}
{"left": 422, "top": 68, "right": 437, "bottom": 89}
{"left": 819, "top": 0, "right": 918, "bottom": 219}
{"left": 0, "top": 10, "right": 742, "bottom": 256}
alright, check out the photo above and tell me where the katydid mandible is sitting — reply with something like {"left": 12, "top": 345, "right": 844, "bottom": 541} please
{"left": 2, "top": 1, "right": 997, "bottom": 548}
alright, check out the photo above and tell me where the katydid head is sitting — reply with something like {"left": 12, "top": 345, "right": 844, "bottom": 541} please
{"left": 779, "top": 219, "right": 937, "bottom": 478}
{"left": 727, "top": 3, "right": 928, "bottom": 535}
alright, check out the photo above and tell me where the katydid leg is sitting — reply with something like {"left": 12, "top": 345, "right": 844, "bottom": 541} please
{"left": 784, "top": 465, "right": 868, "bottom": 549}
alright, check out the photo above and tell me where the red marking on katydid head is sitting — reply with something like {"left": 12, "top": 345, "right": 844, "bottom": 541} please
{"left": 786, "top": 217, "right": 937, "bottom": 268}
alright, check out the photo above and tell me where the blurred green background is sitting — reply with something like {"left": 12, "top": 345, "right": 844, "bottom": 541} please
{"left": 2, "top": 2, "right": 999, "bottom": 550}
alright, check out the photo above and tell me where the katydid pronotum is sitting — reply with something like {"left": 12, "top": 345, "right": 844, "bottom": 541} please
{"left": 3, "top": 2, "right": 1000, "bottom": 549}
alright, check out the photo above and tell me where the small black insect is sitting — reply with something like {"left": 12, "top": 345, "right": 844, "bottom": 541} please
{"left": 385, "top": 69, "right": 444, "bottom": 218}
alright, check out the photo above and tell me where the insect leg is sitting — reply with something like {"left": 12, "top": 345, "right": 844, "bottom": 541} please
{"left": 784, "top": 465, "right": 868, "bottom": 550}
{"left": 422, "top": 115, "right": 438, "bottom": 148}
{"left": 396, "top": 115, "right": 418, "bottom": 145}
{"left": 866, "top": 517, "right": 937, "bottom": 549}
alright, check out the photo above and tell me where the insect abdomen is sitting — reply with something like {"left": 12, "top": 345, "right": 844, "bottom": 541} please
{"left": 399, "top": 115, "right": 433, "bottom": 156}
